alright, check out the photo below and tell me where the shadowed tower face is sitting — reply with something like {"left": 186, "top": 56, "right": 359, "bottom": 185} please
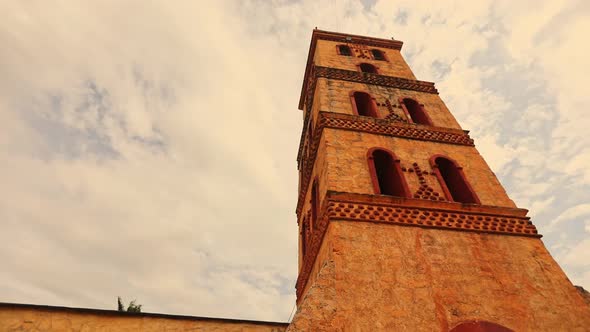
{"left": 288, "top": 30, "right": 590, "bottom": 331}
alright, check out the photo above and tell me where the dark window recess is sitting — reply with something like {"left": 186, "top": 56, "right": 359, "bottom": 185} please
{"left": 402, "top": 98, "right": 432, "bottom": 125}
{"left": 353, "top": 92, "right": 378, "bottom": 118}
{"left": 450, "top": 321, "right": 514, "bottom": 332}
{"left": 301, "top": 219, "right": 309, "bottom": 257}
{"left": 359, "top": 63, "right": 377, "bottom": 73}
{"left": 338, "top": 45, "right": 352, "bottom": 56}
{"left": 372, "top": 150, "right": 407, "bottom": 197}
{"left": 435, "top": 157, "right": 478, "bottom": 204}
{"left": 371, "top": 49, "right": 386, "bottom": 60}
{"left": 311, "top": 180, "right": 319, "bottom": 228}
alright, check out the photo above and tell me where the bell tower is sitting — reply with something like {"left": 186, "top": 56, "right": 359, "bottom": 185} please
{"left": 288, "top": 29, "right": 590, "bottom": 331}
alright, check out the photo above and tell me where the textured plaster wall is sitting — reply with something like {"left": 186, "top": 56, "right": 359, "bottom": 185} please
{"left": 0, "top": 307, "right": 287, "bottom": 332}
{"left": 324, "top": 128, "right": 515, "bottom": 207}
{"left": 289, "top": 222, "right": 590, "bottom": 331}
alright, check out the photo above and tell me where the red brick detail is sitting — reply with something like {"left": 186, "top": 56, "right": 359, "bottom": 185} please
{"left": 314, "top": 66, "right": 438, "bottom": 94}
{"left": 322, "top": 112, "right": 473, "bottom": 145}
{"left": 384, "top": 98, "right": 407, "bottom": 122}
{"left": 408, "top": 162, "right": 446, "bottom": 201}
{"left": 295, "top": 192, "right": 541, "bottom": 300}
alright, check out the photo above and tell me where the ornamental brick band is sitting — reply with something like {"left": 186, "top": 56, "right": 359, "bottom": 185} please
{"left": 296, "top": 112, "right": 474, "bottom": 215}
{"left": 320, "top": 112, "right": 473, "bottom": 145}
{"left": 314, "top": 66, "right": 438, "bottom": 94}
{"left": 295, "top": 191, "right": 541, "bottom": 300}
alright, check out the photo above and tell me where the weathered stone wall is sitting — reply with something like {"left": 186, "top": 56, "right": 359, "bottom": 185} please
{"left": 0, "top": 305, "right": 288, "bottom": 332}
{"left": 289, "top": 221, "right": 590, "bottom": 331}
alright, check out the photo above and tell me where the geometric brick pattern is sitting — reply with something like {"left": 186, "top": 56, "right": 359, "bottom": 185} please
{"left": 405, "top": 162, "right": 446, "bottom": 201}
{"left": 295, "top": 192, "right": 541, "bottom": 299}
{"left": 314, "top": 66, "right": 439, "bottom": 94}
{"left": 320, "top": 112, "right": 474, "bottom": 145}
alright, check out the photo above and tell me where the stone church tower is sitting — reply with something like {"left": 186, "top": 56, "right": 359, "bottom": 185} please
{"left": 288, "top": 29, "right": 590, "bottom": 331}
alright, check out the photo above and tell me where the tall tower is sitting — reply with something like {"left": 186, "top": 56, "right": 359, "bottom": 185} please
{"left": 288, "top": 30, "right": 590, "bottom": 331}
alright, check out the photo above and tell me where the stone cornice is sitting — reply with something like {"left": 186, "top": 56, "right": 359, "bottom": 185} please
{"left": 298, "top": 29, "right": 404, "bottom": 110}
{"left": 296, "top": 112, "right": 475, "bottom": 215}
{"left": 295, "top": 191, "right": 540, "bottom": 300}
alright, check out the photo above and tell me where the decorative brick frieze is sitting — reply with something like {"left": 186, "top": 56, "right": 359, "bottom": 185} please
{"left": 314, "top": 66, "right": 438, "bottom": 94}
{"left": 296, "top": 112, "right": 474, "bottom": 215}
{"left": 295, "top": 191, "right": 541, "bottom": 300}
{"left": 314, "top": 30, "right": 404, "bottom": 51}
{"left": 320, "top": 112, "right": 473, "bottom": 145}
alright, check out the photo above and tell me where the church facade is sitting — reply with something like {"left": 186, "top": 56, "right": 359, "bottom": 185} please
{"left": 1, "top": 30, "right": 589, "bottom": 331}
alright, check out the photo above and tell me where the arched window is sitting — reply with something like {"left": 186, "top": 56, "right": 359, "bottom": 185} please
{"left": 367, "top": 148, "right": 410, "bottom": 197}
{"left": 450, "top": 321, "right": 514, "bottom": 332}
{"left": 371, "top": 49, "right": 386, "bottom": 61}
{"left": 351, "top": 92, "right": 378, "bottom": 118}
{"left": 311, "top": 180, "right": 319, "bottom": 229}
{"left": 359, "top": 63, "right": 377, "bottom": 73}
{"left": 301, "top": 217, "right": 309, "bottom": 257}
{"left": 431, "top": 156, "right": 480, "bottom": 204}
{"left": 338, "top": 45, "right": 352, "bottom": 56}
{"left": 401, "top": 98, "right": 432, "bottom": 125}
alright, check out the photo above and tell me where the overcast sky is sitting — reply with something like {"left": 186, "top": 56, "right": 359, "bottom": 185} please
{"left": 1, "top": 0, "right": 589, "bottom": 323}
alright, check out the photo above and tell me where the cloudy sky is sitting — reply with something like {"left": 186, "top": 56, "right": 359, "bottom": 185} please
{"left": 1, "top": 0, "right": 589, "bottom": 323}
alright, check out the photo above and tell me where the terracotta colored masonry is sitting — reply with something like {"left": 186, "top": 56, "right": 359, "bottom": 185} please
{"left": 295, "top": 191, "right": 540, "bottom": 300}
{"left": 295, "top": 111, "right": 474, "bottom": 216}
{"left": 296, "top": 65, "right": 439, "bottom": 166}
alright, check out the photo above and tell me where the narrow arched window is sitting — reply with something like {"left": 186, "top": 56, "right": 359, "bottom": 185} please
{"left": 432, "top": 156, "right": 480, "bottom": 204}
{"left": 371, "top": 49, "right": 386, "bottom": 60}
{"left": 311, "top": 180, "right": 319, "bottom": 229}
{"left": 401, "top": 98, "right": 432, "bottom": 125}
{"left": 359, "top": 63, "right": 377, "bottom": 73}
{"left": 301, "top": 217, "right": 309, "bottom": 257}
{"left": 338, "top": 45, "right": 352, "bottom": 56}
{"left": 450, "top": 321, "right": 514, "bottom": 332}
{"left": 368, "top": 149, "right": 410, "bottom": 197}
{"left": 352, "top": 92, "right": 378, "bottom": 118}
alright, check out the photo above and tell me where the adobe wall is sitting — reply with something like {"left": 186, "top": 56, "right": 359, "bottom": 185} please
{"left": 0, "top": 305, "right": 288, "bottom": 332}
{"left": 289, "top": 221, "right": 590, "bottom": 331}
{"left": 324, "top": 129, "right": 515, "bottom": 208}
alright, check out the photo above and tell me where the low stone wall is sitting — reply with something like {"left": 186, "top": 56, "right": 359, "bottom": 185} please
{"left": 0, "top": 303, "right": 288, "bottom": 332}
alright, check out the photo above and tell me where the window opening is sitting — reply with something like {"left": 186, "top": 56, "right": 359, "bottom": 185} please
{"left": 338, "top": 45, "right": 352, "bottom": 56}
{"left": 359, "top": 63, "right": 377, "bottom": 73}
{"left": 434, "top": 156, "right": 479, "bottom": 204}
{"left": 369, "top": 149, "right": 409, "bottom": 197}
{"left": 371, "top": 49, "right": 386, "bottom": 60}
{"left": 402, "top": 98, "right": 432, "bottom": 125}
{"left": 353, "top": 92, "right": 378, "bottom": 118}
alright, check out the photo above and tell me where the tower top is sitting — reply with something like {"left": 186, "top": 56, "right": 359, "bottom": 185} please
{"left": 298, "top": 29, "right": 404, "bottom": 110}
